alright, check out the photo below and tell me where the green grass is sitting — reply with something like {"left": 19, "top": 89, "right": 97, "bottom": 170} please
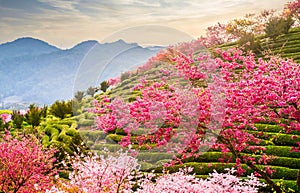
{"left": 0, "top": 110, "right": 12, "bottom": 114}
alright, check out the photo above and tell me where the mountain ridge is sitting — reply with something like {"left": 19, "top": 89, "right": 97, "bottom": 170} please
{"left": 0, "top": 37, "right": 161, "bottom": 107}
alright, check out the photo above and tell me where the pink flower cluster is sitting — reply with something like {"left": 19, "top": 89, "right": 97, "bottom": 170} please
{"left": 47, "top": 151, "right": 264, "bottom": 193}
{"left": 137, "top": 168, "right": 265, "bottom": 193}
{"left": 0, "top": 113, "right": 12, "bottom": 123}
{"left": 94, "top": 77, "right": 201, "bottom": 152}
{"left": 107, "top": 77, "right": 121, "bottom": 86}
{"left": 94, "top": 46, "right": 300, "bottom": 181}
{"left": 0, "top": 133, "right": 57, "bottom": 192}
{"left": 47, "top": 151, "right": 140, "bottom": 193}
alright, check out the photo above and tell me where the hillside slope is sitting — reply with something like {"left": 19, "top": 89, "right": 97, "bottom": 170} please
{"left": 79, "top": 27, "right": 300, "bottom": 192}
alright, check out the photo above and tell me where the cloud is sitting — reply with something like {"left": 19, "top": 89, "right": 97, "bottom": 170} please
{"left": 0, "top": 0, "right": 292, "bottom": 47}
{"left": 36, "top": 0, "right": 80, "bottom": 11}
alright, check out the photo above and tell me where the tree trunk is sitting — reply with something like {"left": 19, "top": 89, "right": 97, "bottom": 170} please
{"left": 219, "top": 136, "right": 283, "bottom": 193}
{"left": 246, "top": 161, "right": 282, "bottom": 193}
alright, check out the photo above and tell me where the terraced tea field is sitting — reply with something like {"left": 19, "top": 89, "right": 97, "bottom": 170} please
{"left": 71, "top": 27, "right": 300, "bottom": 192}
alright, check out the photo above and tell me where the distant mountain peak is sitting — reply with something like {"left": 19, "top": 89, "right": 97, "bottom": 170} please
{"left": 115, "top": 39, "right": 125, "bottom": 43}
{"left": 0, "top": 37, "right": 60, "bottom": 59}
{"left": 0, "top": 37, "right": 161, "bottom": 105}
{"left": 70, "top": 40, "right": 99, "bottom": 51}
{"left": 105, "top": 39, "right": 138, "bottom": 47}
{"left": 14, "top": 37, "right": 45, "bottom": 42}
{"left": 4, "top": 37, "right": 58, "bottom": 48}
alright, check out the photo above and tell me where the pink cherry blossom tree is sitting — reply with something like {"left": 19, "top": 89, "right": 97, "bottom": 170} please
{"left": 47, "top": 151, "right": 264, "bottom": 193}
{"left": 0, "top": 113, "right": 12, "bottom": 131}
{"left": 137, "top": 167, "right": 265, "bottom": 193}
{"left": 94, "top": 46, "right": 300, "bottom": 192}
{"left": 0, "top": 133, "right": 57, "bottom": 192}
{"left": 47, "top": 151, "right": 140, "bottom": 193}
{"left": 284, "top": 0, "right": 300, "bottom": 25}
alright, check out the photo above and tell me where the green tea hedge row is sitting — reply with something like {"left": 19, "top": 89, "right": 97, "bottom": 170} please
{"left": 77, "top": 119, "right": 94, "bottom": 126}
{"left": 152, "top": 162, "right": 298, "bottom": 180}
{"left": 247, "top": 131, "right": 299, "bottom": 146}
{"left": 79, "top": 130, "right": 106, "bottom": 142}
{"left": 253, "top": 124, "right": 300, "bottom": 135}
{"left": 182, "top": 151, "right": 300, "bottom": 169}
{"left": 244, "top": 146, "right": 300, "bottom": 158}
{"left": 136, "top": 152, "right": 174, "bottom": 163}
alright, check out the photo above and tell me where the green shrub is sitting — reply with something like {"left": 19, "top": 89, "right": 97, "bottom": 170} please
{"left": 115, "top": 128, "right": 127, "bottom": 135}
{"left": 0, "top": 110, "right": 12, "bottom": 114}
{"left": 56, "top": 119, "right": 75, "bottom": 127}
{"left": 49, "top": 100, "right": 73, "bottom": 119}
{"left": 140, "top": 161, "right": 154, "bottom": 170}
{"left": 74, "top": 91, "right": 85, "bottom": 103}
{"left": 248, "top": 131, "right": 300, "bottom": 146}
{"left": 92, "top": 144, "right": 123, "bottom": 152}
{"left": 238, "top": 33, "right": 261, "bottom": 53}
{"left": 151, "top": 162, "right": 243, "bottom": 175}
{"left": 183, "top": 152, "right": 226, "bottom": 163}
{"left": 195, "top": 175, "right": 209, "bottom": 179}
{"left": 120, "top": 72, "right": 132, "bottom": 82}
{"left": 65, "top": 128, "right": 78, "bottom": 136}
{"left": 86, "top": 141, "right": 94, "bottom": 147}
{"left": 137, "top": 152, "right": 174, "bottom": 163}
{"left": 25, "top": 104, "right": 44, "bottom": 128}
{"left": 83, "top": 112, "right": 95, "bottom": 119}
{"left": 131, "top": 143, "right": 157, "bottom": 150}
{"left": 79, "top": 130, "right": 106, "bottom": 142}
{"left": 130, "top": 128, "right": 153, "bottom": 136}
{"left": 183, "top": 151, "right": 300, "bottom": 169}
{"left": 58, "top": 132, "right": 72, "bottom": 143}
{"left": 270, "top": 157, "right": 300, "bottom": 169}
{"left": 155, "top": 159, "right": 173, "bottom": 166}
{"left": 105, "top": 134, "right": 123, "bottom": 143}
{"left": 152, "top": 162, "right": 298, "bottom": 180}
{"left": 41, "top": 135, "right": 50, "bottom": 146}
{"left": 77, "top": 119, "right": 94, "bottom": 126}
{"left": 265, "top": 16, "right": 294, "bottom": 40}
{"left": 254, "top": 123, "right": 284, "bottom": 133}
{"left": 12, "top": 110, "right": 25, "bottom": 129}
{"left": 272, "top": 133, "right": 299, "bottom": 146}
{"left": 256, "top": 179, "right": 299, "bottom": 193}
{"left": 100, "top": 81, "right": 109, "bottom": 92}
{"left": 265, "top": 146, "right": 300, "bottom": 158}
{"left": 243, "top": 146, "right": 300, "bottom": 158}
{"left": 268, "top": 166, "right": 298, "bottom": 180}
{"left": 45, "top": 126, "right": 59, "bottom": 137}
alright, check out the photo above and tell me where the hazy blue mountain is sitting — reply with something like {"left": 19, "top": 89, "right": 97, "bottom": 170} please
{"left": 0, "top": 38, "right": 161, "bottom": 107}
{"left": 0, "top": 37, "right": 60, "bottom": 60}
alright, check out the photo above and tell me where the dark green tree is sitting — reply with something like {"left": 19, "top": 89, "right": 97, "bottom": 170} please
{"left": 120, "top": 71, "right": 131, "bottom": 81}
{"left": 72, "top": 99, "right": 82, "bottom": 116}
{"left": 25, "top": 104, "right": 43, "bottom": 128}
{"left": 238, "top": 33, "right": 261, "bottom": 54}
{"left": 265, "top": 16, "right": 294, "bottom": 40}
{"left": 0, "top": 118, "right": 5, "bottom": 131}
{"left": 41, "top": 105, "right": 48, "bottom": 118}
{"left": 100, "top": 81, "right": 109, "bottom": 93}
{"left": 86, "top": 86, "right": 96, "bottom": 97}
{"left": 49, "top": 100, "right": 73, "bottom": 119}
{"left": 74, "top": 91, "right": 85, "bottom": 103}
{"left": 12, "top": 110, "right": 25, "bottom": 129}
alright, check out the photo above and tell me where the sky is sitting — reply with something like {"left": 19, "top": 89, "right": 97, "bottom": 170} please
{"left": 0, "top": 0, "right": 291, "bottom": 48}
